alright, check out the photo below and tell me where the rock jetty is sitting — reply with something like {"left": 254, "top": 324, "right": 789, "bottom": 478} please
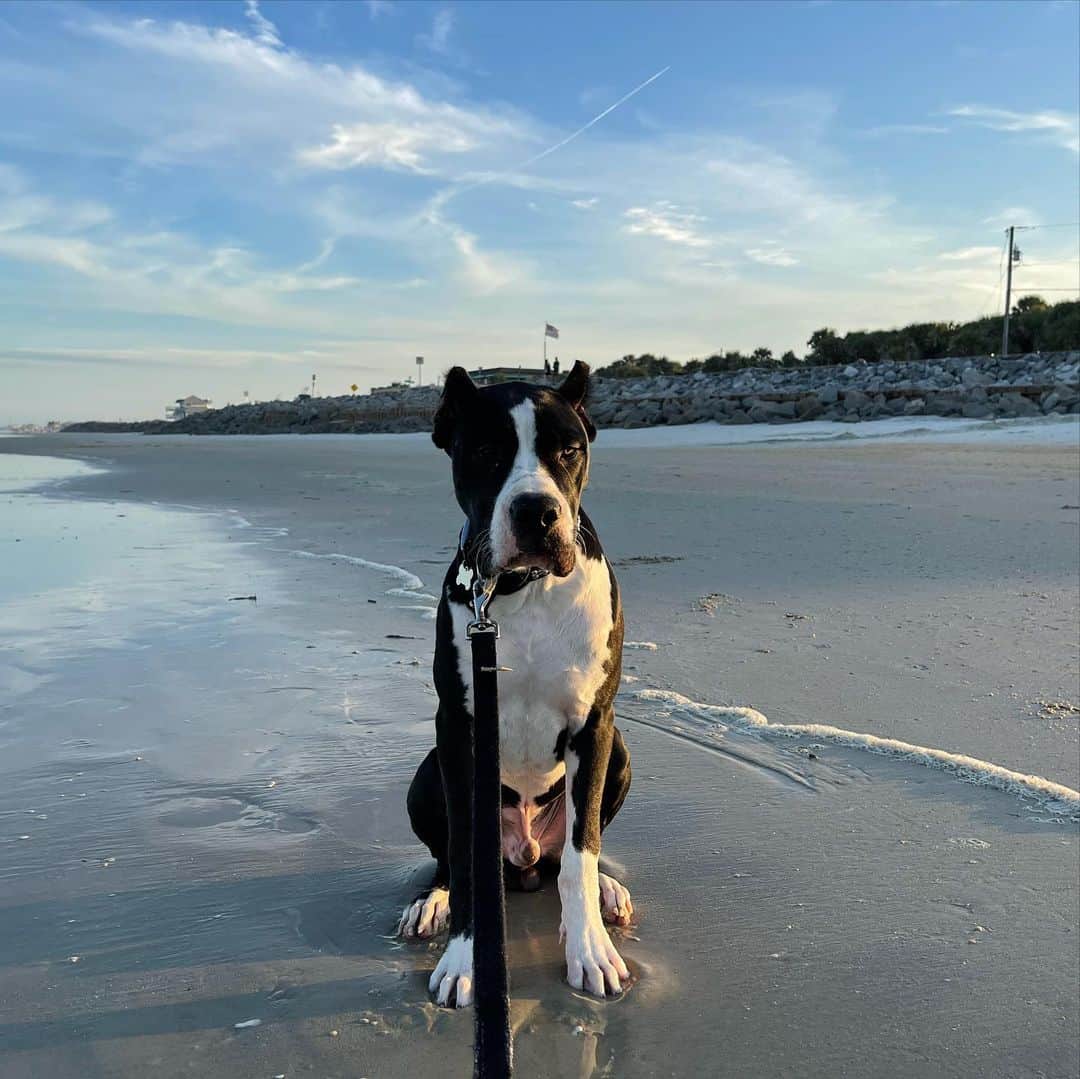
{"left": 66, "top": 351, "right": 1079, "bottom": 435}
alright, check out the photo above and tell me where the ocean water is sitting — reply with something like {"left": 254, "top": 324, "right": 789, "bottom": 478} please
{"left": 0, "top": 455, "right": 273, "bottom": 703}
{"left": 0, "top": 453, "right": 434, "bottom": 903}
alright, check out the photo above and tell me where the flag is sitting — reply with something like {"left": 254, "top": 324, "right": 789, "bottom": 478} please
{"left": 545, "top": 323, "right": 560, "bottom": 339}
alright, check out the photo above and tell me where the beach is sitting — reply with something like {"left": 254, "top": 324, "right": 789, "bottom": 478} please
{"left": 0, "top": 420, "right": 1077, "bottom": 1079}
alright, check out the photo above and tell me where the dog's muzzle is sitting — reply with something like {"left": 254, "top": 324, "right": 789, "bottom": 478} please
{"left": 507, "top": 494, "right": 575, "bottom": 576}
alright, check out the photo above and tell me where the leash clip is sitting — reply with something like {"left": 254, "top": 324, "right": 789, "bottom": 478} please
{"left": 467, "top": 575, "right": 500, "bottom": 639}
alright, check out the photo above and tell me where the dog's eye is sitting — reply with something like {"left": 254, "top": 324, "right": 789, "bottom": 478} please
{"left": 560, "top": 446, "right": 582, "bottom": 463}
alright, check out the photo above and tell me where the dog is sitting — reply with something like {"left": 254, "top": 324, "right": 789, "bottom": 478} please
{"left": 397, "top": 361, "right": 634, "bottom": 1007}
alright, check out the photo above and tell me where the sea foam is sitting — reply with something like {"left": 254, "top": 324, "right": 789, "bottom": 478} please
{"left": 636, "top": 687, "right": 1080, "bottom": 820}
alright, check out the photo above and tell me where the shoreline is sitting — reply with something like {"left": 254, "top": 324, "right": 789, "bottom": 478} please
{"left": 13, "top": 410, "right": 1080, "bottom": 450}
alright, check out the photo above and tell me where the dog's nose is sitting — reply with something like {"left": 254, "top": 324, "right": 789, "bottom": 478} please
{"left": 509, "top": 494, "right": 561, "bottom": 535}
{"left": 518, "top": 838, "right": 541, "bottom": 867}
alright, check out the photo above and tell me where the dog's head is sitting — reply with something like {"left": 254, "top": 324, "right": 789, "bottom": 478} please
{"left": 432, "top": 361, "right": 596, "bottom": 578}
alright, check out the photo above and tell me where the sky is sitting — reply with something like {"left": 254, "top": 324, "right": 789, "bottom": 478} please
{"left": 0, "top": 0, "right": 1078, "bottom": 424}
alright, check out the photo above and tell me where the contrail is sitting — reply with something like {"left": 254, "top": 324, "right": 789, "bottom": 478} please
{"left": 513, "top": 64, "right": 671, "bottom": 172}
{"left": 430, "top": 65, "right": 671, "bottom": 211}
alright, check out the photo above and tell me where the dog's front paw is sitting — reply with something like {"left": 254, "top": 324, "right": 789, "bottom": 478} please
{"left": 429, "top": 934, "right": 473, "bottom": 1007}
{"left": 397, "top": 886, "right": 450, "bottom": 939}
{"left": 563, "top": 921, "right": 630, "bottom": 997}
{"left": 598, "top": 872, "right": 633, "bottom": 926}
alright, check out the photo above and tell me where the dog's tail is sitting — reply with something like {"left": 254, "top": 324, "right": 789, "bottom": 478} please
{"left": 470, "top": 629, "right": 513, "bottom": 1077}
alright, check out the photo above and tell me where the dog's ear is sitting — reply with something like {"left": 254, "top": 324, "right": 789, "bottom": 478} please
{"left": 432, "top": 366, "right": 478, "bottom": 452}
{"left": 557, "top": 360, "right": 596, "bottom": 442}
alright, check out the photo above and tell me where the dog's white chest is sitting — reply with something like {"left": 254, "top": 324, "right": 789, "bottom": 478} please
{"left": 450, "top": 557, "right": 614, "bottom": 800}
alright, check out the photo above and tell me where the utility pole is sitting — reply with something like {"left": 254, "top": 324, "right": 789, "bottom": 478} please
{"left": 1001, "top": 226, "right": 1015, "bottom": 356}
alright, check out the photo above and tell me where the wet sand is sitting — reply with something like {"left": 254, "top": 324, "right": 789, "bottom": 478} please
{"left": 0, "top": 428, "right": 1077, "bottom": 1078}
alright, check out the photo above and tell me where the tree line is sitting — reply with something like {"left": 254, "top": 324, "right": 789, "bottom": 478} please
{"left": 594, "top": 296, "right": 1079, "bottom": 379}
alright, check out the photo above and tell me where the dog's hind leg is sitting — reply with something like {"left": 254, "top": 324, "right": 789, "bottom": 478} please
{"left": 399, "top": 747, "right": 452, "bottom": 939}
{"left": 599, "top": 725, "right": 632, "bottom": 831}
{"left": 598, "top": 726, "right": 634, "bottom": 925}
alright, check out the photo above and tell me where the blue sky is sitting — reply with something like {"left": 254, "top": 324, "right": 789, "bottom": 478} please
{"left": 1, "top": 0, "right": 1077, "bottom": 423}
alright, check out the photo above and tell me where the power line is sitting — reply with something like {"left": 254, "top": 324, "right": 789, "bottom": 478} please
{"left": 1014, "top": 222, "right": 1080, "bottom": 231}
{"left": 1011, "top": 261, "right": 1080, "bottom": 269}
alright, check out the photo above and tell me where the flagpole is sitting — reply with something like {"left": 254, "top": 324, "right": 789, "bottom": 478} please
{"left": 543, "top": 324, "right": 547, "bottom": 370}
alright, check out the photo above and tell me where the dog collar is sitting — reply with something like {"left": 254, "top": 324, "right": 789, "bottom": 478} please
{"left": 458, "top": 519, "right": 549, "bottom": 597}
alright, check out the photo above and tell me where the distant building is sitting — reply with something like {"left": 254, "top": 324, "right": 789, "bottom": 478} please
{"left": 367, "top": 367, "right": 554, "bottom": 395}
{"left": 466, "top": 366, "right": 550, "bottom": 386}
{"left": 370, "top": 380, "right": 418, "bottom": 396}
{"left": 7, "top": 421, "right": 65, "bottom": 434}
{"left": 166, "top": 395, "right": 211, "bottom": 420}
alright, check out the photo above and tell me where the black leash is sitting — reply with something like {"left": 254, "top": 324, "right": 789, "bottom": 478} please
{"left": 466, "top": 575, "right": 512, "bottom": 1078}
{"left": 458, "top": 520, "right": 548, "bottom": 1078}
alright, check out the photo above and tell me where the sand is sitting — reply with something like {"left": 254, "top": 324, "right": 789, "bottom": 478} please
{"left": 0, "top": 424, "right": 1077, "bottom": 1079}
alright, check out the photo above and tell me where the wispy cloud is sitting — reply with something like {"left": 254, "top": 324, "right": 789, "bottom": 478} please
{"left": 365, "top": 0, "right": 395, "bottom": 19}
{"left": 447, "top": 224, "right": 521, "bottom": 292}
{"left": 749, "top": 89, "right": 838, "bottom": 142}
{"left": 624, "top": 203, "right": 710, "bottom": 248}
{"left": 982, "top": 206, "right": 1040, "bottom": 228}
{"left": 938, "top": 245, "right": 1000, "bottom": 262}
{"left": 705, "top": 139, "right": 889, "bottom": 226}
{"left": 0, "top": 166, "right": 397, "bottom": 328}
{"left": 243, "top": 0, "right": 282, "bottom": 49}
{"left": 860, "top": 123, "right": 950, "bottom": 137}
{"left": 745, "top": 245, "right": 799, "bottom": 267}
{"left": 8, "top": 344, "right": 316, "bottom": 373}
{"left": 69, "top": 9, "right": 527, "bottom": 170}
{"left": 873, "top": 244, "right": 1079, "bottom": 304}
{"left": 421, "top": 199, "right": 527, "bottom": 295}
{"left": 571, "top": 197, "right": 598, "bottom": 210}
{"left": 948, "top": 104, "right": 1079, "bottom": 155}
{"left": 417, "top": 9, "right": 460, "bottom": 59}
{"left": 298, "top": 120, "right": 478, "bottom": 172}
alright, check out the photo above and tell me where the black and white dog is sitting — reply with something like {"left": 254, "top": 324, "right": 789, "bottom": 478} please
{"left": 398, "top": 361, "right": 634, "bottom": 1006}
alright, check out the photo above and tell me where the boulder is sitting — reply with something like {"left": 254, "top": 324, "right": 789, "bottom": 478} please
{"left": 923, "top": 393, "right": 959, "bottom": 416}
{"left": 998, "top": 393, "right": 1039, "bottom": 418}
